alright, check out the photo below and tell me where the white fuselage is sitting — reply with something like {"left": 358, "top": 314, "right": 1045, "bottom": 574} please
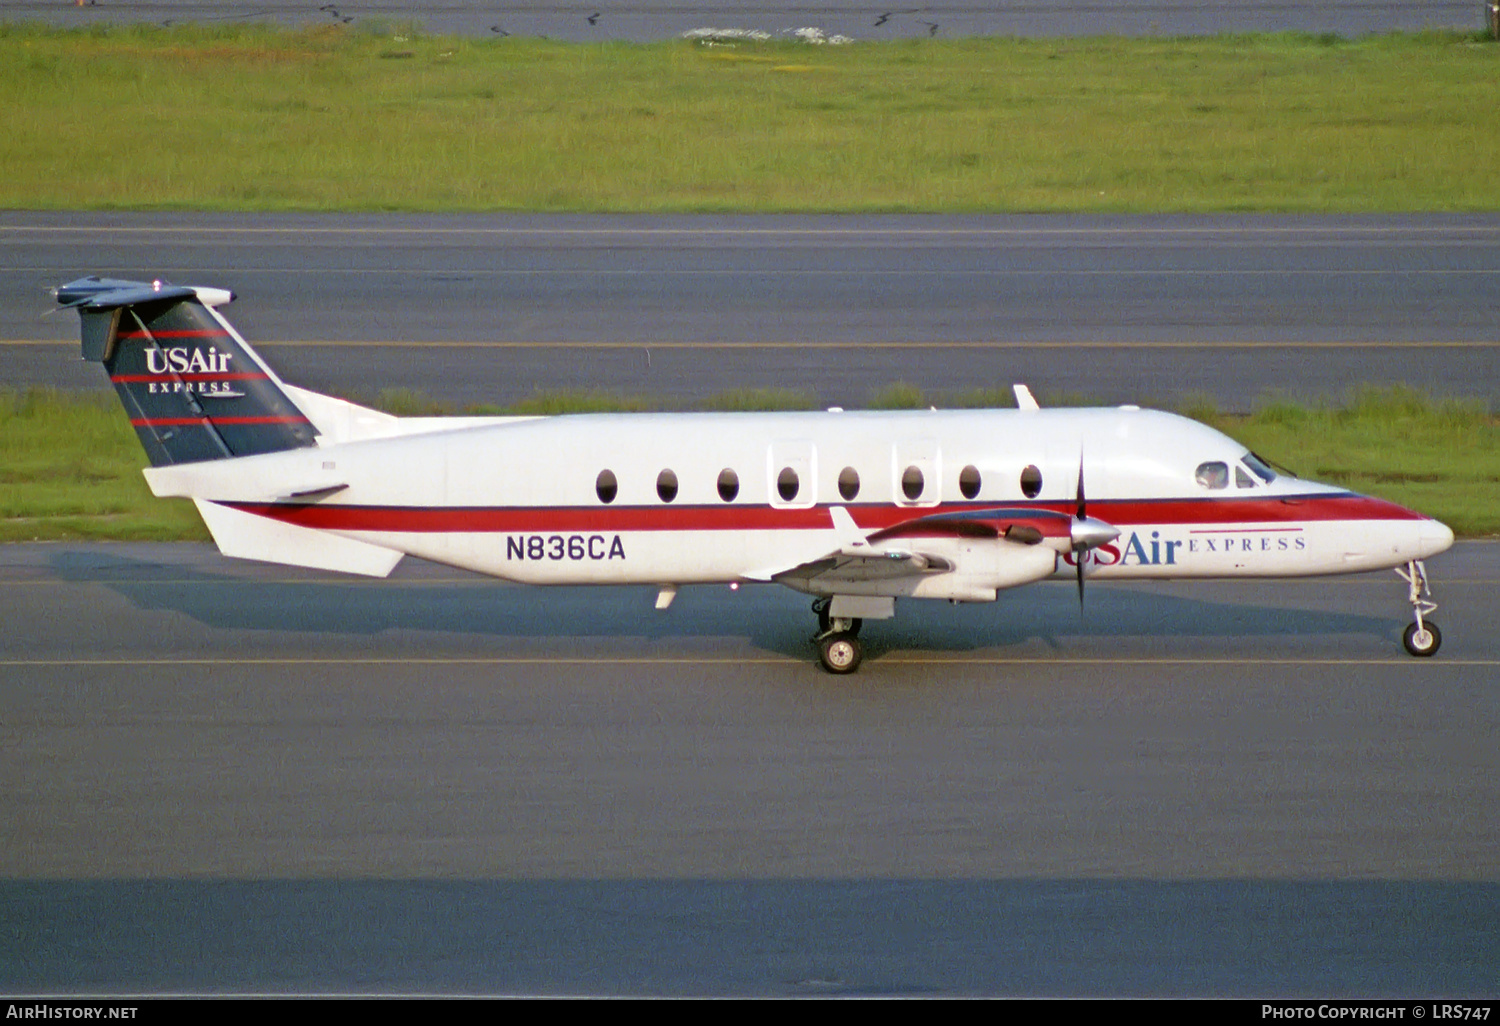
{"left": 153, "top": 404, "right": 1454, "bottom": 597}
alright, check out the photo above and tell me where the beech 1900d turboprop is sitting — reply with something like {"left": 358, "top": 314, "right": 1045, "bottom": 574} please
{"left": 55, "top": 276, "right": 1455, "bottom": 674}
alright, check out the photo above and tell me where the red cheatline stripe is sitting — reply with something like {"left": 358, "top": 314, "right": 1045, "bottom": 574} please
{"left": 111, "top": 372, "right": 268, "bottom": 383}
{"left": 1085, "top": 495, "right": 1422, "bottom": 525}
{"left": 1190, "top": 526, "right": 1302, "bottom": 534}
{"left": 117, "top": 329, "right": 229, "bottom": 339}
{"left": 231, "top": 503, "right": 829, "bottom": 533}
{"left": 224, "top": 492, "right": 1427, "bottom": 535}
{"left": 131, "top": 416, "right": 309, "bottom": 427}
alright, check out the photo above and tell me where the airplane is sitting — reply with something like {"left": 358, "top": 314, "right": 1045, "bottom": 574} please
{"left": 54, "top": 274, "right": 1454, "bottom": 674}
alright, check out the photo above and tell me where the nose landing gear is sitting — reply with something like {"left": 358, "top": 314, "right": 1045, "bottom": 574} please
{"left": 1396, "top": 560, "right": 1442, "bottom": 657}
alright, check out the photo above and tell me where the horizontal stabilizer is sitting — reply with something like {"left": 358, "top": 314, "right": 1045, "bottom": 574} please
{"left": 56, "top": 278, "right": 199, "bottom": 313}
{"left": 194, "top": 499, "right": 403, "bottom": 577}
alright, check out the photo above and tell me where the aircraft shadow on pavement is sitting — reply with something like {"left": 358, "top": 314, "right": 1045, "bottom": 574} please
{"left": 50, "top": 548, "right": 1395, "bottom": 660}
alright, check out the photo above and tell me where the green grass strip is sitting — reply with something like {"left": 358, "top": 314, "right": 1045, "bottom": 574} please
{"left": 0, "top": 388, "right": 210, "bottom": 542}
{"left": 3, "top": 384, "right": 1494, "bottom": 542}
{"left": 1, "top": 24, "right": 1497, "bottom": 211}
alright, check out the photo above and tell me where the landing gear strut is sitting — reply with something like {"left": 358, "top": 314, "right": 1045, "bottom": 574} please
{"left": 811, "top": 597, "right": 862, "bottom": 637}
{"left": 1396, "top": 560, "right": 1442, "bottom": 657}
{"left": 812, "top": 597, "right": 863, "bottom": 674}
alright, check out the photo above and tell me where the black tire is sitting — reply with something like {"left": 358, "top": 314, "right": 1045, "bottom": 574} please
{"left": 1402, "top": 621, "right": 1442, "bottom": 657}
{"left": 818, "top": 631, "right": 862, "bottom": 674}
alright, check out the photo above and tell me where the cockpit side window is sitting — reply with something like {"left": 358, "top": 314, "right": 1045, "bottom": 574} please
{"left": 1195, "top": 461, "right": 1229, "bottom": 490}
{"left": 1243, "top": 452, "right": 1277, "bottom": 483}
{"left": 1235, "top": 465, "right": 1255, "bottom": 488}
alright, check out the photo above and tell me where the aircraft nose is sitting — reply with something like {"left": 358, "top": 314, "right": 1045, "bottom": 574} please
{"left": 1418, "top": 518, "right": 1455, "bottom": 559}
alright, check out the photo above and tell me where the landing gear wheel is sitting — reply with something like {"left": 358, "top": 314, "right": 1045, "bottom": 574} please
{"left": 1403, "top": 620, "right": 1442, "bottom": 657}
{"left": 1396, "top": 561, "right": 1443, "bottom": 658}
{"left": 818, "top": 631, "right": 862, "bottom": 675}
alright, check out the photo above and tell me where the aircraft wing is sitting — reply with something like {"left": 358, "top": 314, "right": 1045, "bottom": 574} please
{"left": 767, "top": 506, "right": 1078, "bottom": 591}
{"left": 771, "top": 548, "right": 954, "bottom": 590}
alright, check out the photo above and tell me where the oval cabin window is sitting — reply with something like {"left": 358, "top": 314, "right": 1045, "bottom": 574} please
{"left": 717, "top": 468, "right": 739, "bottom": 502}
{"left": 657, "top": 469, "right": 678, "bottom": 503}
{"left": 959, "top": 465, "right": 981, "bottom": 500}
{"left": 596, "top": 469, "right": 618, "bottom": 504}
{"left": 777, "top": 467, "right": 800, "bottom": 502}
{"left": 901, "top": 465, "right": 925, "bottom": 501}
{"left": 838, "top": 467, "right": 860, "bottom": 501}
{"left": 1020, "top": 464, "right": 1043, "bottom": 499}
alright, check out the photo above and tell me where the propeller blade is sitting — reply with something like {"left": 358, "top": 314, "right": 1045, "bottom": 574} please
{"left": 1068, "top": 451, "right": 1118, "bottom": 612}
{"left": 1076, "top": 455, "right": 1086, "bottom": 521}
{"left": 1076, "top": 450, "right": 1087, "bottom": 609}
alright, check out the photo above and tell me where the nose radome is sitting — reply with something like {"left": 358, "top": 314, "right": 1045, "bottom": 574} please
{"left": 1419, "top": 519, "right": 1455, "bottom": 559}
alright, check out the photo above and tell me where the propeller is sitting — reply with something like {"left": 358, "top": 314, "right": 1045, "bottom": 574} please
{"left": 1068, "top": 451, "right": 1121, "bottom": 608}
{"left": 1074, "top": 457, "right": 1087, "bottom": 605}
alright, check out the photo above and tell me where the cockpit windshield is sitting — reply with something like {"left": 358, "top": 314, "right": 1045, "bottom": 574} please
{"left": 1243, "top": 452, "right": 1277, "bottom": 483}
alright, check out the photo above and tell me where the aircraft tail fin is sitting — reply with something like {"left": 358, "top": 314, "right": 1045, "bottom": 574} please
{"left": 55, "top": 276, "right": 318, "bottom": 467}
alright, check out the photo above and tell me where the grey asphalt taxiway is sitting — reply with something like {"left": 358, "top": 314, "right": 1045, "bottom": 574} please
{"left": 2, "top": 541, "right": 1497, "bottom": 995}
{"left": 4, "top": 212, "right": 1500, "bottom": 992}
{"left": 5, "top": 212, "right": 1499, "bottom": 411}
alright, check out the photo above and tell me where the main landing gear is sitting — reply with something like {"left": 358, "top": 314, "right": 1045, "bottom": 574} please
{"left": 811, "top": 597, "right": 864, "bottom": 674}
{"left": 1396, "top": 560, "right": 1442, "bottom": 657}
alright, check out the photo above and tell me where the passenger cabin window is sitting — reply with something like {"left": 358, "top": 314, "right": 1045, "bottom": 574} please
{"left": 1195, "top": 461, "right": 1229, "bottom": 490}
{"left": 717, "top": 468, "right": 739, "bottom": 502}
{"left": 596, "top": 469, "right": 618, "bottom": 504}
{"left": 1020, "top": 464, "right": 1043, "bottom": 499}
{"left": 838, "top": 466, "right": 860, "bottom": 501}
{"left": 1235, "top": 466, "right": 1255, "bottom": 488}
{"left": 777, "top": 467, "right": 800, "bottom": 502}
{"left": 657, "top": 469, "right": 678, "bottom": 503}
{"left": 901, "top": 465, "right": 925, "bottom": 501}
{"left": 959, "top": 465, "right": 981, "bottom": 500}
